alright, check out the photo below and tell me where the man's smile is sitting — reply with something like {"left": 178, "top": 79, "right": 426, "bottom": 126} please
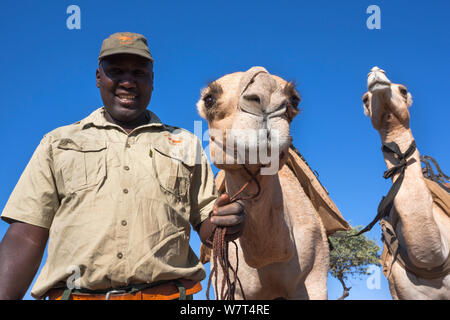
{"left": 115, "top": 92, "right": 139, "bottom": 106}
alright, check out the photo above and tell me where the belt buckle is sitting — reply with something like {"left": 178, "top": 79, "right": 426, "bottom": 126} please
{"left": 105, "top": 289, "right": 126, "bottom": 300}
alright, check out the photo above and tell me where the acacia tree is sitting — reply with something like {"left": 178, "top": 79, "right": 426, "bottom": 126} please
{"left": 328, "top": 226, "right": 381, "bottom": 300}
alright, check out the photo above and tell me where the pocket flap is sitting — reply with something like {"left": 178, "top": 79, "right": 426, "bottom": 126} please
{"left": 57, "top": 139, "right": 107, "bottom": 152}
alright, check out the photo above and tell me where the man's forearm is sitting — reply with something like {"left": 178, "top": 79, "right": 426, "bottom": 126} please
{"left": 0, "top": 221, "right": 48, "bottom": 299}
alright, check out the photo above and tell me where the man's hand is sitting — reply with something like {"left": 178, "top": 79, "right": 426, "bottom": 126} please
{"left": 210, "top": 193, "right": 246, "bottom": 242}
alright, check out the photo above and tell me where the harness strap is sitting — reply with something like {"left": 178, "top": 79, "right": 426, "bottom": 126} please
{"left": 421, "top": 155, "right": 450, "bottom": 193}
{"left": 61, "top": 288, "right": 72, "bottom": 301}
{"left": 382, "top": 140, "right": 417, "bottom": 179}
{"left": 174, "top": 280, "right": 187, "bottom": 300}
{"left": 354, "top": 140, "right": 416, "bottom": 237}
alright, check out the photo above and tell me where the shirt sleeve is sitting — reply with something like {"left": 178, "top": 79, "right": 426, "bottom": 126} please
{"left": 1, "top": 135, "right": 59, "bottom": 229}
{"left": 188, "top": 146, "right": 218, "bottom": 229}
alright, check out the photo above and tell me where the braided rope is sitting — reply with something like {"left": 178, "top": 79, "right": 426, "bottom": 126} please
{"left": 206, "top": 165, "right": 260, "bottom": 300}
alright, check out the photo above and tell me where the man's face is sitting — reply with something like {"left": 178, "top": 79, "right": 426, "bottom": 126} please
{"left": 96, "top": 54, "right": 153, "bottom": 123}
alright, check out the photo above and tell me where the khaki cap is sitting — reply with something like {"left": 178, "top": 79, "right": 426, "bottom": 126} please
{"left": 98, "top": 32, "right": 153, "bottom": 62}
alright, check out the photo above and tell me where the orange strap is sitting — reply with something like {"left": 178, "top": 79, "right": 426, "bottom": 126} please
{"left": 45, "top": 280, "right": 202, "bottom": 300}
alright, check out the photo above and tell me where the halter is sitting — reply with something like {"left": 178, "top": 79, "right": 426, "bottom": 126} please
{"left": 237, "top": 69, "right": 289, "bottom": 128}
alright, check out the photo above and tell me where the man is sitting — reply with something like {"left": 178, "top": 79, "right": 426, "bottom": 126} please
{"left": 0, "top": 32, "right": 244, "bottom": 300}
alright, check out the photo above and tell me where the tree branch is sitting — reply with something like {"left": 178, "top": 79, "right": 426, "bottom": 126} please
{"left": 337, "top": 275, "right": 351, "bottom": 300}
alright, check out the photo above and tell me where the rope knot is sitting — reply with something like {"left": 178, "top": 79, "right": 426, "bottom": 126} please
{"left": 383, "top": 158, "right": 407, "bottom": 179}
{"left": 382, "top": 140, "right": 416, "bottom": 179}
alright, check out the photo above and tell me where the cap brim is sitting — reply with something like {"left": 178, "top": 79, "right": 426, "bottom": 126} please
{"left": 98, "top": 47, "right": 154, "bottom": 62}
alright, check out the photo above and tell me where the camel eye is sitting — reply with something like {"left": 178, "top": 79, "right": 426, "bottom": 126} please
{"left": 399, "top": 87, "right": 408, "bottom": 96}
{"left": 203, "top": 94, "right": 216, "bottom": 109}
{"left": 290, "top": 95, "right": 300, "bottom": 107}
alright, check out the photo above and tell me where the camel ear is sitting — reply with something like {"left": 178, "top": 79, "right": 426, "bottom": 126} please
{"left": 197, "top": 88, "right": 207, "bottom": 119}
{"left": 406, "top": 92, "right": 413, "bottom": 107}
{"left": 196, "top": 99, "right": 206, "bottom": 119}
{"left": 363, "top": 104, "right": 370, "bottom": 117}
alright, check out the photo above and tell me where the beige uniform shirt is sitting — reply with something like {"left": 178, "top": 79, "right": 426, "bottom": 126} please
{"left": 1, "top": 108, "right": 217, "bottom": 299}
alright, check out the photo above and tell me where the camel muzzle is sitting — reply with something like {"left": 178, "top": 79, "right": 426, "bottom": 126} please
{"left": 368, "top": 66, "right": 392, "bottom": 92}
{"left": 238, "top": 66, "right": 288, "bottom": 127}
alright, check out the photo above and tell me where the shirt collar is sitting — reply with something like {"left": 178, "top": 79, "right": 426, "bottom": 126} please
{"left": 81, "top": 107, "right": 164, "bottom": 130}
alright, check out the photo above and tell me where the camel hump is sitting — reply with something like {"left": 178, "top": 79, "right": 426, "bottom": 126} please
{"left": 286, "top": 147, "right": 351, "bottom": 236}
{"left": 423, "top": 178, "right": 450, "bottom": 218}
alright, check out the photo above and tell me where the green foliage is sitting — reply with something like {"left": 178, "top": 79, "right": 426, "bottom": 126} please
{"left": 329, "top": 226, "right": 381, "bottom": 282}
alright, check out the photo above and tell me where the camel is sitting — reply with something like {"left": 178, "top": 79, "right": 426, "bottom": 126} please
{"left": 362, "top": 67, "right": 450, "bottom": 299}
{"left": 196, "top": 66, "right": 348, "bottom": 299}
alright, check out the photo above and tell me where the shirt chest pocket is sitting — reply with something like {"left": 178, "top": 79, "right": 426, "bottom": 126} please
{"left": 56, "top": 139, "right": 107, "bottom": 193}
{"left": 152, "top": 147, "right": 193, "bottom": 200}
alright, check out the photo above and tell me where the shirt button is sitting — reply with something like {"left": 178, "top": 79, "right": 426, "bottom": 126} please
{"left": 121, "top": 220, "right": 127, "bottom": 226}
{"left": 123, "top": 166, "right": 130, "bottom": 171}
{"left": 117, "top": 253, "right": 123, "bottom": 259}
{"left": 126, "top": 143, "right": 131, "bottom": 148}
{"left": 123, "top": 188, "right": 129, "bottom": 194}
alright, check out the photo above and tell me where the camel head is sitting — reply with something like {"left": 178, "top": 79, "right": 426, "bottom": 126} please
{"left": 196, "top": 66, "right": 300, "bottom": 174}
{"left": 362, "top": 67, "right": 413, "bottom": 131}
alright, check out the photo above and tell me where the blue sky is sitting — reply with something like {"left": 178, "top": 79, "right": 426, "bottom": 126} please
{"left": 0, "top": 0, "right": 449, "bottom": 300}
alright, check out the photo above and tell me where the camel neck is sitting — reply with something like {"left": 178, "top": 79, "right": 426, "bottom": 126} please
{"left": 378, "top": 127, "right": 448, "bottom": 268}
{"left": 380, "top": 126, "right": 413, "bottom": 152}
{"left": 224, "top": 168, "right": 294, "bottom": 268}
